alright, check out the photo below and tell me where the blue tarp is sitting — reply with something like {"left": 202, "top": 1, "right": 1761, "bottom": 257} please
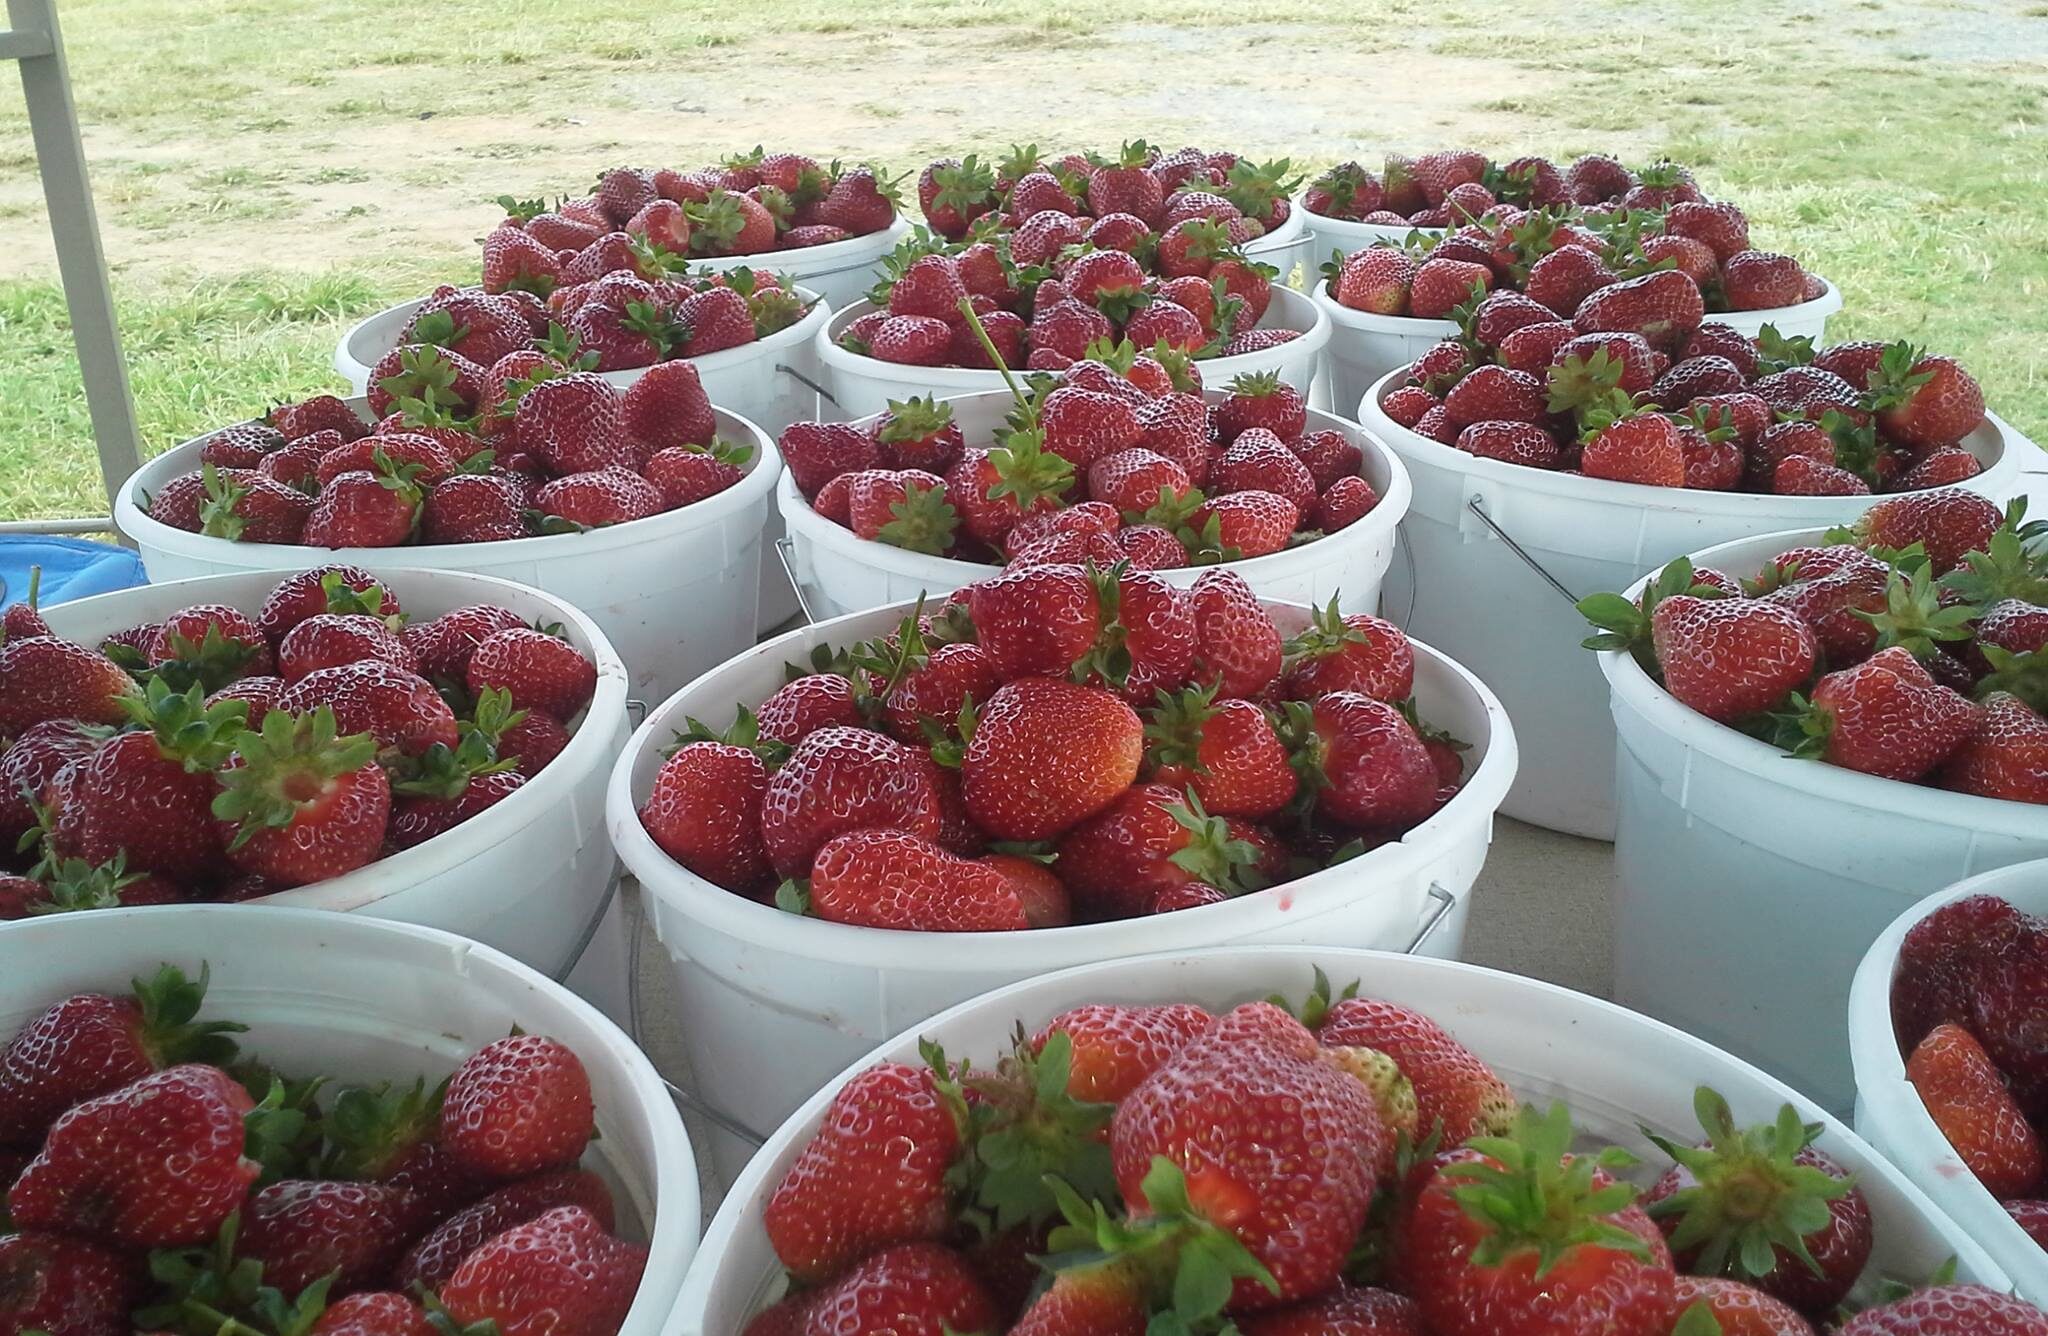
{"left": 0, "top": 536, "right": 147, "bottom": 609}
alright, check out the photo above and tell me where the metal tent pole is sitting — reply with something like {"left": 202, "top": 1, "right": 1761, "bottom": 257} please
{"left": 6, "top": 0, "right": 139, "bottom": 530}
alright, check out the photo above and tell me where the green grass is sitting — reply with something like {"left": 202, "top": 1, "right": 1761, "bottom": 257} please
{"left": 2, "top": 0, "right": 2044, "bottom": 517}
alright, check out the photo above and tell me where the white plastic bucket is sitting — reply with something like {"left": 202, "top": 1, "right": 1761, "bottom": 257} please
{"left": 332, "top": 289, "right": 829, "bottom": 440}
{"left": 815, "top": 285, "right": 1333, "bottom": 423}
{"left": 1849, "top": 861, "right": 2048, "bottom": 1305}
{"left": 1600, "top": 528, "right": 2048, "bottom": 1114}
{"left": 1363, "top": 372, "right": 2027, "bottom": 840}
{"left": 608, "top": 598, "right": 1516, "bottom": 1180}
{"left": 0, "top": 905, "right": 698, "bottom": 1333}
{"left": 1240, "top": 204, "right": 1315, "bottom": 290}
{"left": 112, "top": 403, "right": 780, "bottom": 704}
{"left": 38, "top": 567, "right": 630, "bottom": 990}
{"left": 776, "top": 388, "right": 1412, "bottom": 620}
{"left": 1295, "top": 193, "right": 1437, "bottom": 265}
{"left": 1319, "top": 279, "right": 1845, "bottom": 415}
{"left": 671, "top": 942, "right": 2010, "bottom": 1333}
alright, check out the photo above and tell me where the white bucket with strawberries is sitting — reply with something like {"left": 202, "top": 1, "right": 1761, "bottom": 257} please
{"left": 670, "top": 942, "right": 2025, "bottom": 1335}
{"left": 773, "top": 362, "right": 1410, "bottom": 620}
{"left": 1359, "top": 319, "right": 2027, "bottom": 840}
{"left": 1586, "top": 499, "right": 2048, "bottom": 1111}
{"left": 0, "top": 904, "right": 697, "bottom": 1336}
{"left": 1849, "top": 861, "right": 2048, "bottom": 1305}
{"left": 112, "top": 377, "right": 780, "bottom": 703}
{"left": 606, "top": 576, "right": 1516, "bottom": 1183}
{"left": 3, "top": 565, "right": 628, "bottom": 992}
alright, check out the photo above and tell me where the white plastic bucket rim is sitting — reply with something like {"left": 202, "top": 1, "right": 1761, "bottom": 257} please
{"left": 1238, "top": 201, "right": 1308, "bottom": 258}
{"left": 0, "top": 904, "right": 698, "bottom": 1333}
{"left": 37, "top": 565, "right": 630, "bottom": 916}
{"left": 112, "top": 403, "right": 780, "bottom": 574}
{"left": 1848, "top": 860, "right": 2048, "bottom": 1306}
{"left": 672, "top": 942, "right": 2012, "bottom": 1333}
{"left": 814, "top": 283, "right": 1333, "bottom": 396}
{"left": 773, "top": 385, "right": 1413, "bottom": 593}
{"left": 1315, "top": 275, "right": 1844, "bottom": 341}
{"left": 1598, "top": 525, "right": 2048, "bottom": 837}
{"left": 606, "top": 597, "right": 1517, "bottom": 973}
{"left": 1293, "top": 192, "right": 1444, "bottom": 250}
{"left": 333, "top": 284, "right": 829, "bottom": 396}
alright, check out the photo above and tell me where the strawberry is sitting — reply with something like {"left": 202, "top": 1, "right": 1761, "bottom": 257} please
{"left": 466, "top": 627, "right": 596, "bottom": 719}
{"left": 1281, "top": 602, "right": 1414, "bottom": 702}
{"left": 1288, "top": 691, "right": 1438, "bottom": 829}
{"left": 421, "top": 473, "right": 527, "bottom": 543}
{"left": 1054, "top": 783, "right": 1276, "bottom": 918}
{"left": 2010, "top": 1199, "right": 2048, "bottom": 1248}
{"left": 534, "top": 467, "right": 664, "bottom": 529}
{"left": 764, "top": 1061, "right": 962, "bottom": 1281}
{"left": 303, "top": 467, "right": 422, "bottom": 548}
{"left": 240, "top": 1178, "right": 420, "bottom": 1296}
{"left": 308, "top": 1293, "right": 434, "bottom": 1336}
{"left": 277, "top": 661, "right": 458, "bottom": 757}
{"left": 1837, "top": 1285, "right": 2048, "bottom": 1335}
{"left": 1905, "top": 1022, "right": 2043, "bottom": 1198}
{"left": 256, "top": 565, "right": 400, "bottom": 643}
{"left": 1898, "top": 448, "right": 1984, "bottom": 490}
{"left": 1187, "top": 568, "right": 1281, "bottom": 698}
{"left": 1214, "top": 371, "right": 1306, "bottom": 443}
{"left": 8, "top": 1063, "right": 256, "bottom": 1247}
{"left": 1720, "top": 250, "right": 1806, "bottom": 310}
{"left": 1939, "top": 691, "right": 2048, "bottom": 803}
{"left": 440, "top": 1034, "right": 593, "bottom": 1181}
{"left": 883, "top": 640, "right": 998, "bottom": 743}
{"left": 780, "top": 421, "right": 880, "bottom": 498}
{"left": 642, "top": 444, "right": 744, "bottom": 509}
{"left": 805, "top": 828, "right": 1028, "bottom": 931}
{"left": 619, "top": 359, "right": 717, "bottom": 450}
{"left": 757, "top": 1242, "right": 998, "bottom": 1336}
{"left": 1856, "top": 488, "right": 2004, "bottom": 574}
{"left": 211, "top": 707, "right": 390, "bottom": 886}
{"left": 919, "top": 155, "right": 998, "bottom": 237}
{"left": 367, "top": 343, "right": 485, "bottom": 420}
{"left": 1967, "top": 924, "right": 2048, "bottom": 1118}
{"left": 1409, "top": 258, "right": 1492, "bottom": 320}
{"left": 1008, "top": 1261, "right": 1149, "bottom": 1336}
{"left": 187, "top": 465, "right": 313, "bottom": 544}
{"left": 1117, "top": 524, "right": 1190, "bottom": 569}
{"left": 279, "top": 613, "right": 415, "bottom": 682}
{"left": 1643, "top": 1093, "right": 1872, "bottom": 1314}
{"left": 1188, "top": 490, "right": 1298, "bottom": 559}
{"left": 1582, "top": 412, "right": 1687, "bottom": 487}
{"left": 514, "top": 372, "right": 634, "bottom": 475}
{"left": 271, "top": 394, "right": 368, "bottom": 442}
{"left": 313, "top": 434, "right": 457, "bottom": 489}
{"left": 1891, "top": 893, "right": 2033, "bottom": 1048}
{"left": 816, "top": 165, "right": 901, "bottom": 234}
{"left": 846, "top": 469, "right": 957, "bottom": 554}
{"left": 197, "top": 421, "right": 285, "bottom": 469}
{"left": 1144, "top": 683, "right": 1297, "bottom": 818}
{"left": 1777, "top": 646, "right": 1975, "bottom": 780}
{"left": 1317, "top": 995, "right": 1514, "bottom": 1144}
{"left": 1111, "top": 1002, "right": 1382, "bottom": 1309}
{"left": 1030, "top": 1003, "right": 1212, "bottom": 1105}
{"left": 482, "top": 226, "right": 561, "bottom": 295}
{"left": 757, "top": 674, "right": 864, "bottom": 748}
{"left": 1315, "top": 475, "right": 1382, "bottom": 531}
{"left": 393, "top": 1167, "right": 613, "bottom": 1293}
{"left": 1443, "top": 365, "right": 1545, "bottom": 428}
{"left": 0, "top": 637, "right": 133, "bottom": 737}
{"left": 0, "top": 1231, "right": 138, "bottom": 1336}
{"left": 1649, "top": 595, "right": 1818, "bottom": 722}
{"left": 1403, "top": 1104, "right": 1677, "bottom": 1336}
{"left": 1870, "top": 344, "right": 1986, "bottom": 449}
{"left": 1523, "top": 244, "right": 1617, "bottom": 316}
{"left": 440, "top": 1205, "right": 646, "bottom": 1336}
{"left": 1331, "top": 247, "right": 1416, "bottom": 315}
{"left": 1212, "top": 429, "right": 1317, "bottom": 515}
{"left": 0, "top": 719, "right": 100, "bottom": 849}
{"left": 867, "top": 314, "right": 953, "bottom": 365}
{"left": 1573, "top": 269, "right": 1706, "bottom": 352}
{"left": 1239, "top": 1285, "right": 1427, "bottom": 1335}
{"left": 1670, "top": 1276, "right": 1815, "bottom": 1336}
{"left": 1458, "top": 420, "right": 1560, "bottom": 468}
{"left": 760, "top": 726, "right": 941, "bottom": 878}
{"left": 969, "top": 563, "right": 1102, "bottom": 679}
{"left": 401, "top": 605, "right": 524, "bottom": 682}
{"left": 390, "top": 770, "right": 524, "bottom": 848}
{"left": 962, "top": 677, "right": 1142, "bottom": 841}
{"left": 1565, "top": 152, "right": 1634, "bottom": 203}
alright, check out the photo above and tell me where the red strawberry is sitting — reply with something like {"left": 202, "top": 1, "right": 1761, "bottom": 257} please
{"left": 515, "top": 372, "right": 634, "bottom": 474}
{"left": 1837, "top": 1284, "right": 2048, "bottom": 1335}
{"left": 303, "top": 468, "right": 422, "bottom": 548}
{"left": 919, "top": 155, "right": 998, "bottom": 237}
{"left": 755, "top": 1242, "right": 998, "bottom": 1336}
{"left": 440, "top": 1034, "right": 593, "bottom": 1181}
{"left": 390, "top": 770, "right": 525, "bottom": 848}
{"left": 1643, "top": 1095, "right": 1873, "bottom": 1314}
{"left": 962, "top": 678, "right": 1142, "bottom": 840}
{"left": 1238, "top": 1285, "right": 1426, "bottom": 1335}
{"left": 394, "top": 1167, "right": 612, "bottom": 1293}
{"left": 1008, "top": 1262, "right": 1148, "bottom": 1336}
{"left": 1282, "top": 602, "right": 1414, "bottom": 701}
{"left": 256, "top": 565, "right": 400, "bottom": 643}
{"left": 8, "top": 1063, "right": 256, "bottom": 1247}
{"left": 1457, "top": 420, "right": 1560, "bottom": 468}
{"left": 1668, "top": 1277, "right": 1814, "bottom": 1336}
{"left": 535, "top": 468, "right": 664, "bottom": 529}
{"left": 1898, "top": 448, "right": 1984, "bottom": 491}
{"left": 757, "top": 674, "right": 863, "bottom": 747}
{"left": 1939, "top": 692, "right": 2048, "bottom": 803}
{"left": 466, "top": 627, "right": 596, "bottom": 720}
{"left": 1906, "top": 1022, "right": 2043, "bottom": 1198}
{"left": 1523, "top": 244, "right": 1617, "bottom": 316}
{"left": 240, "top": 1178, "right": 420, "bottom": 1296}
{"left": 212, "top": 707, "right": 391, "bottom": 886}
{"left": 401, "top": 605, "right": 525, "bottom": 681}
{"left": 969, "top": 563, "right": 1101, "bottom": 679}
{"left": 45, "top": 688, "right": 242, "bottom": 881}
{"left": 1215, "top": 371, "right": 1307, "bottom": 443}
{"left": 482, "top": 226, "right": 561, "bottom": 295}
{"left": 1287, "top": 691, "right": 1438, "bottom": 829}
{"left": 2009, "top": 1199, "right": 2048, "bottom": 1249}
{"left": 1112, "top": 1002, "right": 1383, "bottom": 1309}
{"left": 781, "top": 421, "right": 880, "bottom": 498}
{"left": 440, "top": 1205, "right": 645, "bottom": 1336}
{"left": 1189, "top": 490, "right": 1298, "bottom": 558}
{"left": 1856, "top": 488, "right": 2003, "bottom": 574}
{"left": 1871, "top": 345, "right": 1986, "bottom": 449}
{"left": 642, "top": 444, "right": 745, "bottom": 509}
{"left": 1333, "top": 247, "right": 1416, "bottom": 315}
{"left": 308, "top": 1293, "right": 434, "bottom": 1336}
{"left": 760, "top": 726, "right": 941, "bottom": 878}
{"left": 1719, "top": 251, "right": 1807, "bottom": 311}
{"left": 1187, "top": 568, "right": 1281, "bottom": 698}
{"left": 197, "top": 421, "right": 285, "bottom": 470}
{"left": 1573, "top": 269, "right": 1706, "bottom": 352}
{"left": 1442, "top": 365, "right": 1545, "bottom": 428}
{"left": 1650, "top": 595, "right": 1818, "bottom": 722}
{"left": 807, "top": 829, "right": 1028, "bottom": 931}
{"left": 277, "top": 662, "right": 458, "bottom": 757}
{"left": 1891, "top": 893, "right": 2033, "bottom": 1049}
{"left": 1031, "top": 1003, "right": 1213, "bottom": 1104}
{"left": 0, "top": 637, "right": 132, "bottom": 737}
{"left": 1316, "top": 475, "right": 1381, "bottom": 530}
{"left": 868, "top": 313, "right": 953, "bottom": 365}
{"left": 671, "top": 285, "right": 757, "bottom": 357}
{"left": 279, "top": 613, "right": 415, "bottom": 681}
{"left": 421, "top": 473, "right": 527, "bottom": 543}
{"left": 0, "top": 719, "right": 100, "bottom": 849}
{"left": 1790, "top": 646, "right": 1975, "bottom": 780}
{"left": 271, "top": 394, "right": 368, "bottom": 442}
{"left": 314, "top": 433, "right": 458, "bottom": 489}
{"left": 1967, "top": 924, "right": 2048, "bottom": 1118}
{"left": 1403, "top": 1105, "right": 1677, "bottom": 1336}
{"left": 0, "top": 1231, "right": 138, "bottom": 1336}
{"left": 1055, "top": 782, "right": 1276, "bottom": 918}
{"left": 1318, "top": 994, "right": 1514, "bottom": 1143}
{"left": 1409, "top": 258, "right": 1492, "bottom": 320}
{"left": 1582, "top": 412, "right": 1687, "bottom": 487}
{"left": 1144, "top": 683, "right": 1297, "bottom": 818}
{"left": 815, "top": 165, "right": 901, "bottom": 235}
{"left": 620, "top": 359, "right": 716, "bottom": 450}
{"left": 1212, "top": 429, "right": 1317, "bottom": 515}
{"left": 764, "top": 1061, "right": 962, "bottom": 1281}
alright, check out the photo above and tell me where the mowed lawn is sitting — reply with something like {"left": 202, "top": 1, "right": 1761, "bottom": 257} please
{"left": 1, "top": 0, "right": 2044, "bottom": 518}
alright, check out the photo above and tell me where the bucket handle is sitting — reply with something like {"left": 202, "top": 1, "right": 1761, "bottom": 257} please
{"left": 626, "top": 698, "right": 649, "bottom": 727}
{"left": 1403, "top": 882, "right": 1458, "bottom": 955}
{"left": 1465, "top": 497, "right": 1581, "bottom": 608}
{"left": 659, "top": 1075, "right": 771, "bottom": 1150}
{"left": 774, "top": 537, "right": 821, "bottom": 625}
{"left": 775, "top": 363, "right": 840, "bottom": 410}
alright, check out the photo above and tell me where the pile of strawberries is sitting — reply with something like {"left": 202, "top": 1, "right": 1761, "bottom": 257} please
{"left": 144, "top": 353, "right": 755, "bottom": 547}
{"left": 1580, "top": 489, "right": 2047, "bottom": 804}
{"left": 1892, "top": 891, "right": 2048, "bottom": 1261}
{"left": 1304, "top": 149, "right": 1701, "bottom": 228}
{"left": 736, "top": 970, "right": 2048, "bottom": 1334}
{"left": 0, "top": 965, "right": 644, "bottom": 1336}
{"left": 641, "top": 568, "right": 1465, "bottom": 929}
{"left": 484, "top": 151, "right": 901, "bottom": 289}
{"left": 1331, "top": 194, "right": 1825, "bottom": 331}
{"left": 782, "top": 348, "right": 1380, "bottom": 568}
{"left": 850, "top": 142, "right": 1302, "bottom": 370}
{"left": 0, "top": 566, "right": 599, "bottom": 914}
{"left": 1373, "top": 303, "right": 1988, "bottom": 495}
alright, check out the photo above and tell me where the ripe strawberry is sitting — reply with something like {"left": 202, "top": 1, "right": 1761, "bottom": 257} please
{"left": 197, "top": 420, "right": 284, "bottom": 470}
{"left": 1333, "top": 247, "right": 1416, "bottom": 314}
{"left": 1837, "top": 1285, "right": 2048, "bottom": 1335}
{"left": 1786, "top": 647, "right": 1976, "bottom": 780}
{"left": 1188, "top": 568, "right": 1281, "bottom": 697}
{"left": 1573, "top": 269, "right": 1706, "bottom": 352}
{"left": 962, "top": 678, "right": 1142, "bottom": 841}
{"left": 1967, "top": 924, "right": 2048, "bottom": 1118}
{"left": 1939, "top": 692, "right": 2048, "bottom": 803}
{"left": 780, "top": 421, "right": 880, "bottom": 498}
{"left": 188, "top": 465, "right": 313, "bottom": 543}
{"left": 757, "top": 674, "right": 863, "bottom": 747}
{"left": 1906, "top": 1022, "right": 2043, "bottom": 1198}
{"left": 1214, "top": 371, "right": 1307, "bottom": 443}
{"left": 1457, "top": 420, "right": 1560, "bottom": 468}
{"left": 1856, "top": 488, "right": 2004, "bottom": 574}
{"left": 1117, "top": 523, "right": 1190, "bottom": 569}
{"left": 1290, "top": 691, "right": 1438, "bottom": 829}
{"left": 0, "top": 719, "right": 99, "bottom": 850}
{"left": 421, "top": 473, "right": 527, "bottom": 543}
{"left": 482, "top": 226, "right": 561, "bottom": 295}
{"left": 8, "top": 1063, "right": 256, "bottom": 1247}
{"left": 1871, "top": 345, "right": 1987, "bottom": 449}
{"left": 1112, "top": 1002, "right": 1382, "bottom": 1309}
{"left": 764, "top": 1061, "right": 962, "bottom": 1281}
{"left": 755, "top": 1242, "right": 999, "bottom": 1336}
{"left": 390, "top": 769, "right": 524, "bottom": 848}
{"left": 620, "top": 359, "right": 716, "bottom": 450}
{"left": 2010, "top": 1199, "right": 2048, "bottom": 1248}
{"left": 1649, "top": 595, "right": 1818, "bottom": 722}
{"left": 1055, "top": 782, "right": 1276, "bottom": 918}
{"left": 400, "top": 605, "right": 524, "bottom": 682}
{"left": 277, "top": 661, "right": 458, "bottom": 756}
{"left": 1008, "top": 1261, "right": 1148, "bottom": 1336}
{"left": 760, "top": 726, "right": 941, "bottom": 877}
{"left": 314, "top": 433, "right": 458, "bottom": 489}
{"left": 212, "top": 707, "right": 390, "bottom": 886}
{"left": 1582, "top": 412, "right": 1687, "bottom": 487}
{"left": 240, "top": 1178, "right": 420, "bottom": 1296}
{"left": 1239, "top": 1285, "right": 1427, "bottom": 1335}
{"left": 969, "top": 562, "right": 1102, "bottom": 679}
{"left": 279, "top": 613, "right": 415, "bottom": 682}
{"left": 1409, "top": 258, "right": 1492, "bottom": 320}
{"left": 535, "top": 467, "right": 664, "bottom": 529}
{"left": 439, "top": 1205, "right": 645, "bottom": 1336}
{"left": 867, "top": 313, "right": 953, "bottom": 365}
{"left": 670, "top": 285, "right": 757, "bottom": 357}
{"left": 1212, "top": 429, "right": 1317, "bottom": 515}
{"left": 1522, "top": 244, "right": 1616, "bottom": 316}
{"left": 308, "top": 1293, "right": 434, "bottom": 1336}
{"left": 1898, "top": 447, "right": 1984, "bottom": 490}
{"left": 1030, "top": 1003, "right": 1212, "bottom": 1105}
{"left": 1668, "top": 1276, "right": 1815, "bottom": 1336}
{"left": 1189, "top": 490, "right": 1298, "bottom": 559}
{"left": 1281, "top": 603, "right": 1414, "bottom": 702}
{"left": 515, "top": 371, "right": 634, "bottom": 474}
{"left": 440, "top": 1034, "right": 593, "bottom": 1181}
{"left": 466, "top": 627, "right": 597, "bottom": 719}
{"left": 44, "top": 686, "right": 242, "bottom": 880}
{"left": 1643, "top": 1094, "right": 1872, "bottom": 1314}
{"left": 271, "top": 394, "right": 368, "bottom": 442}
{"left": 1443, "top": 365, "right": 1545, "bottom": 428}
{"left": 806, "top": 828, "right": 1028, "bottom": 931}
{"left": 1315, "top": 475, "right": 1382, "bottom": 531}
{"left": 303, "top": 467, "right": 422, "bottom": 548}
{"left": 1144, "top": 684, "right": 1297, "bottom": 818}
{"left": 256, "top": 565, "right": 400, "bottom": 643}
{"left": 1318, "top": 995, "right": 1514, "bottom": 1144}
{"left": 0, "top": 1230, "right": 138, "bottom": 1336}
{"left": 1891, "top": 893, "right": 2033, "bottom": 1049}
{"left": 0, "top": 634, "right": 130, "bottom": 736}
{"left": 816, "top": 165, "right": 900, "bottom": 234}
{"left": 1403, "top": 1105, "right": 1677, "bottom": 1336}
{"left": 919, "top": 155, "right": 998, "bottom": 237}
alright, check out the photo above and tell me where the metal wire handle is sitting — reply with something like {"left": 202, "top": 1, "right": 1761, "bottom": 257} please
{"left": 1403, "top": 883, "right": 1459, "bottom": 955}
{"left": 1465, "top": 497, "right": 1582, "bottom": 608}
{"left": 774, "top": 537, "right": 819, "bottom": 625}
{"left": 774, "top": 363, "right": 839, "bottom": 409}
